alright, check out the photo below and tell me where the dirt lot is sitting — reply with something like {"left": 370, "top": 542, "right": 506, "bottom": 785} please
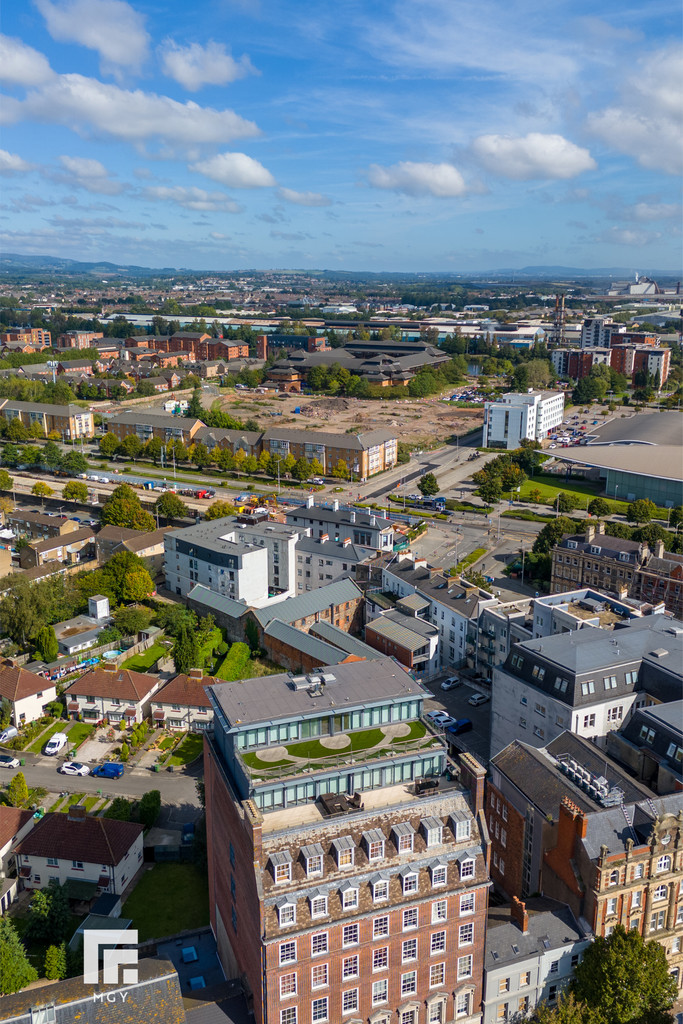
{"left": 215, "top": 391, "right": 484, "bottom": 447}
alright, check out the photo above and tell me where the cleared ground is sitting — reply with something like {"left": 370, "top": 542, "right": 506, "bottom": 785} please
{"left": 217, "top": 391, "right": 484, "bottom": 447}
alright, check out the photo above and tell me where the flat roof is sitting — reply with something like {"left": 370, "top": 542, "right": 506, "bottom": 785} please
{"left": 208, "top": 655, "right": 423, "bottom": 727}
{"left": 552, "top": 444, "right": 683, "bottom": 482}
{"left": 588, "top": 410, "right": 683, "bottom": 447}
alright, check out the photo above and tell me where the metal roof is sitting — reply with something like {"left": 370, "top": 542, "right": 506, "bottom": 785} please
{"left": 366, "top": 611, "right": 437, "bottom": 652}
{"left": 309, "top": 621, "right": 381, "bottom": 660}
{"left": 263, "top": 619, "right": 346, "bottom": 665}
{"left": 253, "top": 577, "right": 363, "bottom": 628}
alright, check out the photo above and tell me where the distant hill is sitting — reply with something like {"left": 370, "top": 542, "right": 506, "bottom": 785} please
{"left": 0, "top": 253, "right": 178, "bottom": 276}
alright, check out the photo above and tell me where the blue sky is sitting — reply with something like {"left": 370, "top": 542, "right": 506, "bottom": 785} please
{"left": 0, "top": 0, "right": 681, "bottom": 272}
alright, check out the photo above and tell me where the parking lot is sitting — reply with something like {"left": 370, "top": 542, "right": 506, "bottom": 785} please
{"left": 422, "top": 676, "right": 492, "bottom": 766}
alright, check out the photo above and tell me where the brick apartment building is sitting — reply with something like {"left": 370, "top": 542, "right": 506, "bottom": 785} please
{"left": 204, "top": 657, "right": 490, "bottom": 1024}
{"left": 263, "top": 427, "right": 398, "bottom": 480}
{"left": 551, "top": 339, "right": 671, "bottom": 385}
{"left": 58, "top": 330, "right": 104, "bottom": 348}
{"left": 0, "top": 327, "right": 52, "bottom": 350}
{"left": 0, "top": 399, "right": 94, "bottom": 439}
{"left": 105, "top": 410, "right": 204, "bottom": 445}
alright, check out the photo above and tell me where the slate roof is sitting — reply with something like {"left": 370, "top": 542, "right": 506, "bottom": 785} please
{"left": 366, "top": 611, "right": 438, "bottom": 651}
{"left": 15, "top": 811, "right": 143, "bottom": 865}
{"left": 485, "top": 896, "right": 586, "bottom": 969}
{"left": 0, "top": 958, "right": 185, "bottom": 1024}
{"left": 286, "top": 505, "right": 393, "bottom": 531}
{"left": 582, "top": 793, "right": 683, "bottom": 858}
{"left": 263, "top": 426, "right": 396, "bottom": 450}
{"left": 253, "top": 577, "right": 363, "bottom": 628}
{"left": 29, "top": 527, "right": 95, "bottom": 553}
{"left": 0, "top": 660, "right": 51, "bottom": 702}
{"left": 108, "top": 410, "right": 203, "bottom": 430}
{"left": 187, "top": 584, "right": 249, "bottom": 619}
{"left": 309, "top": 620, "right": 381, "bottom": 659}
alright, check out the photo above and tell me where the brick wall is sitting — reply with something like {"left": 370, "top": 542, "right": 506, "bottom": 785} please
{"left": 486, "top": 782, "right": 526, "bottom": 898}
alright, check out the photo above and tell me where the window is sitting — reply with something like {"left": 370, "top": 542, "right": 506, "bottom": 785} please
{"left": 337, "top": 846, "right": 354, "bottom": 869}
{"left": 402, "top": 937, "right": 418, "bottom": 963}
{"left": 632, "top": 891, "right": 642, "bottom": 909}
{"left": 425, "top": 824, "right": 443, "bottom": 847}
{"left": 457, "top": 954, "right": 473, "bottom": 980}
{"left": 373, "top": 879, "right": 389, "bottom": 902}
{"left": 625, "top": 671, "right": 638, "bottom": 685}
{"left": 607, "top": 706, "right": 623, "bottom": 722}
{"left": 549, "top": 986, "right": 558, "bottom": 1003}
{"left": 72, "top": 861, "right": 83, "bottom": 870}
{"left": 532, "top": 665, "right": 546, "bottom": 681}
{"left": 306, "top": 854, "right": 323, "bottom": 877}
{"left": 311, "top": 932, "right": 328, "bottom": 956}
{"left": 373, "top": 946, "right": 389, "bottom": 972}
{"left": 460, "top": 892, "right": 474, "bottom": 915}
{"left": 342, "top": 989, "right": 358, "bottom": 1015}
{"left": 431, "top": 930, "right": 446, "bottom": 954}
{"left": 607, "top": 898, "right": 617, "bottom": 916}
{"left": 501, "top": 828, "right": 507, "bottom": 848}
{"left": 398, "top": 832, "right": 414, "bottom": 854}
{"left": 639, "top": 725, "right": 655, "bottom": 744}
{"left": 430, "top": 962, "right": 445, "bottom": 988}
{"left": 281, "top": 1009, "right": 297, "bottom": 1024}
{"left": 499, "top": 978, "right": 510, "bottom": 993}
{"left": 460, "top": 858, "right": 475, "bottom": 879}
{"left": 654, "top": 884, "right": 668, "bottom": 901}
{"left": 550, "top": 960, "right": 559, "bottom": 974}
{"left": 311, "top": 963, "right": 328, "bottom": 989}
{"left": 401, "top": 970, "right": 417, "bottom": 995}
{"left": 403, "top": 907, "right": 418, "bottom": 930}
{"left": 633, "top": 864, "right": 644, "bottom": 879}
{"left": 431, "top": 865, "right": 447, "bottom": 887}
{"left": 432, "top": 899, "right": 447, "bottom": 923}
{"left": 275, "top": 862, "right": 292, "bottom": 884}
{"left": 554, "top": 677, "right": 569, "bottom": 693}
{"left": 373, "top": 916, "right": 390, "bottom": 939}
{"left": 603, "top": 675, "right": 617, "bottom": 689}
{"left": 497, "top": 1005, "right": 509, "bottom": 1021}
{"left": 280, "top": 941, "right": 296, "bottom": 965}
{"left": 342, "top": 955, "right": 358, "bottom": 980}
{"left": 373, "top": 979, "right": 388, "bottom": 1004}
{"left": 520, "top": 971, "right": 530, "bottom": 987}
{"left": 279, "top": 903, "right": 296, "bottom": 927}
{"left": 310, "top": 895, "right": 328, "bottom": 919}
{"left": 400, "top": 1011, "right": 417, "bottom": 1024}
{"left": 368, "top": 839, "right": 385, "bottom": 861}
{"left": 456, "top": 993, "right": 471, "bottom": 1018}
{"left": 581, "top": 681, "right": 595, "bottom": 696}
{"left": 47, "top": 857, "right": 58, "bottom": 866}
{"left": 455, "top": 818, "right": 471, "bottom": 841}
{"left": 650, "top": 910, "right": 666, "bottom": 932}
{"left": 312, "top": 997, "right": 328, "bottom": 1022}
{"left": 583, "top": 713, "right": 596, "bottom": 729}
{"left": 280, "top": 973, "right": 297, "bottom": 998}
{"left": 657, "top": 855, "right": 671, "bottom": 873}
{"left": 342, "top": 887, "right": 358, "bottom": 910}
{"left": 459, "top": 922, "right": 474, "bottom": 945}
{"left": 342, "top": 923, "right": 358, "bottom": 947}
{"left": 403, "top": 872, "right": 418, "bottom": 895}
{"left": 534, "top": 702, "right": 546, "bottom": 717}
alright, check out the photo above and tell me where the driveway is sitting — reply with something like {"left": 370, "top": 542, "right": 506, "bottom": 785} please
{"left": 422, "top": 677, "right": 492, "bottom": 766}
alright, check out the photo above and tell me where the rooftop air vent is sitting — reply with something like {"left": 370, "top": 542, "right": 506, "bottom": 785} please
{"left": 289, "top": 675, "right": 310, "bottom": 690}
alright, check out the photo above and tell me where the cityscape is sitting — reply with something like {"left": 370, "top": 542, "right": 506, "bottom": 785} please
{"left": 0, "top": 2, "right": 682, "bottom": 1024}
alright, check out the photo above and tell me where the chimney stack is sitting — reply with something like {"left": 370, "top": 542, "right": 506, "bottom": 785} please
{"left": 585, "top": 524, "right": 595, "bottom": 543}
{"left": 343, "top": 537, "right": 351, "bottom": 548}
{"left": 320, "top": 533, "right": 329, "bottom": 543}
{"left": 458, "top": 752, "right": 486, "bottom": 815}
{"left": 332, "top": 500, "right": 339, "bottom": 511}
{"left": 68, "top": 805, "right": 87, "bottom": 822}
{"left": 654, "top": 539, "right": 665, "bottom": 558}
{"left": 511, "top": 896, "right": 529, "bottom": 933}
{"left": 596, "top": 521, "right": 605, "bottom": 535}
{"left": 306, "top": 495, "right": 315, "bottom": 508}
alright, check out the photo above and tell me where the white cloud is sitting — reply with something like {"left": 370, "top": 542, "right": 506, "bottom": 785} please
{"left": 0, "top": 149, "right": 34, "bottom": 174}
{"left": 12, "top": 74, "right": 259, "bottom": 146}
{"left": 627, "top": 202, "right": 680, "bottom": 222}
{"left": 191, "top": 152, "right": 276, "bottom": 188}
{"left": 59, "top": 154, "right": 123, "bottom": 193}
{"left": 210, "top": 231, "right": 229, "bottom": 239}
{"left": 277, "top": 187, "right": 331, "bottom": 207}
{"left": 35, "top": 0, "right": 149, "bottom": 75}
{"left": 0, "top": 35, "right": 53, "bottom": 86}
{"left": 144, "top": 185, "right": 241, "bottom": 212}
{"left": 587, "top": 47, "right": 683, "bottom": 175}
{"left": 470, "top": 132, "right": 596, "bottom": 179}
{"left": 597, "top": 227, "right": 662, "bottom": 246}
{"left": 366, "top": 161, "right": 468, "bottom": 197}
{"left": 159, "top": 40, "right": 256, "bottom": 91}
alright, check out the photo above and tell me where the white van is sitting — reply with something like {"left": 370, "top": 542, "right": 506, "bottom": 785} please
{"left": 44, "top": 732, "right": 68, "bottom": 756}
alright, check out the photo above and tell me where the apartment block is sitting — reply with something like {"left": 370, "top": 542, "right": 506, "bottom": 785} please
{"left": 550, "top": 522, "right": 647, "bottom": 596}
{"left": 287, "top": 498, "right": 395, "bottom": 551}
{"left": 264, "top": 427, "right": 397, "bottom": 480}
{"left": 0, "top": 327, "right": 52, "bottom": 350}
{"left": 482, "top": 391, "right": 564, "bottom": 450}
{"left": 7, "top": 512, "right": 81, "bottom": 542}
{"left": 293, "top": 535, "right": 369, "bottom": 594}
{"left": 606, "top": 701, "right": 683, "bottom": 796}
{"left": 0, "top": 400, "right": 94, "bottom": 439}
{"left": 58, "top": 330, "right": 104, "bottom": 348}
{"left": 105, "top": 410, "right": 204, "bottom": 445}
{"left": 204, "top": 657, "right": 490, "bottom": 1024}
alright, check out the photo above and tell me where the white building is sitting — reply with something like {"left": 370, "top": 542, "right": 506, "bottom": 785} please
{"left": 63, "top": 665, "right": 160, "bottom": 725}
{"left": 15, "top": 805, "right": 144, "bottom": 896}
{"left": 580, "top": 317, "right": 622, "bottom": 349}
{"left": 0, "top": 807, "right": 35, "bottom": 914}
{"left": 482, "top": 390, "right": 564, "bottom": 450}
{"left": 293, "top": 535, "right": 369, "bottom": 593}
{"left": 0, "top": 661, "right": 57, "bottom": 727}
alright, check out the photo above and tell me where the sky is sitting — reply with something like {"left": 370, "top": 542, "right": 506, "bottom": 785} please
{"left": 0, "top": 0, "right": 681, "bottom": 273}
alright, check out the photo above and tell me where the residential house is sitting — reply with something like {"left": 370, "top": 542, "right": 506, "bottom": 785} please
{"left": 7, "top": 512, "right": 82, "bottom": 541}
{"left": 19, "top": 527, "right": 95, "bottom": 569}
{"left": 482, "top": 897, "right": 589, "bottom": 1023}
{"left": 96, "top": 525, "right": 170, "bottom": 575}
{"left": 0, "top": 660, "right": 57, "bottom": 726}
{"left": 0, "top": 806, "right": 35, "bottom": 914}
{"left": 204, "top": 657, "right": 490, "bottom": 1024}
{"left": 63, "top": 664, "right": 160, "bottom": 725}
{"left": 153, "top": 669, "right": 214, "bottom": 731}
{"left": 365, "top": 603, "right": 440, "bottom": 679}
{"left": 0, "top": 400, "right": 94, "bottom": 439}
{"left": 14, "top": 804, "right": 144, "bottom": 896}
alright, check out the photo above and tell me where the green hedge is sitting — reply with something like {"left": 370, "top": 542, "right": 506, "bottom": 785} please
{"left": 214, "top": 642, "right": 252, "bottom": 682}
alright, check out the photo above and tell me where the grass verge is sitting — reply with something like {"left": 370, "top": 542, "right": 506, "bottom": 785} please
{"left": 167, "top": 732, "right": 204, "bottom": 766}
{"left": 26, "top": 720, "right": 65, "bottom": 755}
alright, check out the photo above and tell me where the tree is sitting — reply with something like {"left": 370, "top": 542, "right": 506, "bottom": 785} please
{"left": 60, "top": 450, "right": 88, "bottom": 476}
{"left": 119, "top": 741, "right": 129, "bottom": 762}
{"left": 119, "top": 434, "right": 143, "bottom": 461}
{"left": 193, "top": 442, "right": 211, "bottom": 469}
{"left": 154, "top": 492, "right": 188, "bottom": 519}
{"left": 7, "top": 771, "right": 28, "bottom": 807}
{"left": 0, "top": 916, "right": 38, "bottom": 994}
{"left": 105, "top": 796, "right": 132, "bottom": 820}
{"left": 627, "top": 498, "right": 657, "bottom": 523}
{"left": 204, "top": 500, "right": 236, "bottom": 521}
{"left": 144, "top": 436, "right": 163, "bottom": 464}
{"left": 154, "top": 603, "right": 196, "bottom": 636}
{"left": 332, "top": 458, "right": 349, "bottom": 479}
{"left": 245, "top": 618, "right": 260, "bottom": 653}
{"left": 588, "top": 497, "right": 611, "bottom": 517}
{"left": 478, "top": 476, "right": 503, "bottom": 504}
{"left": 173, "top": 625, "right": 199, "bottom": 674}
{"left": 6, "top": 418, "right": 29, "bottom": 442}
{"left": 293, "top": 456, "right": 311, "bottom": 482}
{"left": 139, "top": 789, "right": 161, "bottom": 829}
{"left": 101, "top": 483, "right": 155, "bottom": 530}
{"left": 233, "top": 447, "right": 246, "bottom": 475}
{"left": 556, "top": 491, "right": 578, "bottom": 513}
{"left": 102, "top": 550, "right": 152, "bottom": 604}
{"left": 529, "top": 993, "right": 602, "bottom": 1023}
{"left": 44, "top": 942, "right": 67, "bottom": 981}
{"left": 257, "top": 449, "right": 272, "bottom": 474}
{"left": 34, "top": 625, "right": 58, "bottom": 663}
{"left": 0, "top": 469, "right": 13, "bottom": 491}
{"left": 396, "top": 442, "right": 411, "bottom": 465}
{"left": 99, "top": 432, "right": 120, "bottom": 458}
{"left": 113, "top": 605, "right": 152, "bottom": 636}
{"left": 122, "top": 567, "right": 155, "bottom": 602}
{"left": 418, "top": 472, "right": 439, "bottom": 496}
{"left": 32, "top": 481, "right": 54, "bottom": 497}
{"left": 309, "top": 456, "right": 324, "bottom": 477}
{"left": 282, "top": 452, "right": 296, "bottom": 476}
{"left": 669, "top": 505, "right": 683, "bottom": 529}
{"left": 571, "top": 924, "right": 676, "bottom": 1024}
{"left": 40, "top": 440, "right": 63, "bottom": 470}
{"left": 0, "top": 697, "right": 11, "bottom": 728}
{"left": 187, "top": 388, "right": 203, "bottom": 419}
{"left": 244, "top": 454, "right": 258, "bottom": 475}
{"left": 97, "top": 625, "right": 122, "bottom": 646}
{"left": 63, "top": 480, "right": 89, "bottom": 502}
{"left": 533, "top": 516, "right": 576, "bottom": 554}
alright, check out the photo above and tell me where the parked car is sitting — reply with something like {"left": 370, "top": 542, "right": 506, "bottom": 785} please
{"left": 441, "top": 676, "right": 460, "bottom": 691}
{"left": 468, "top": 693, "right": 490, "bottom": 707}
{"left": 59, "top": 761, "right": 90, "bottom": 776}
{"left": 44, "top": 732, "right": 68, "bottom": 756}
{"left": 445, "top": 718, "right": 473, "bottom": 736}
{"left": 0, "top": 754, "right": 20, "bottom": 769}
{"left": 425, "top": 710, "right": 452, "bottom": 726}
{"left": 91, "top": 763, "right": 124, "bottom": 779}
{"left": 0, "top": 726, "right": 18, "bottom": 744}
{"left": 311, "top": 477, "right": 325, "bottom": 485}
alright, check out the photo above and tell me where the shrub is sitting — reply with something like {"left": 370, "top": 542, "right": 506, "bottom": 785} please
{"left": 217, "top": 642, "right": 252, "bottom": 681}
{"left": 119, "top": 742, "right": 129, "bottom": 762}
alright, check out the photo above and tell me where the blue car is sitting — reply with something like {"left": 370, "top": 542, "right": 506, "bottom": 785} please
{"left": 91, "top": 763, "right": 124, "bottom": 779}
{"left": 445, "top": 718, "right": 473, "bottom": 736}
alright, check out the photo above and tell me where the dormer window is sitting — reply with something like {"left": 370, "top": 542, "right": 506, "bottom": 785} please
{"left": 340, "top": 881, "right": 359, "bottom": 910}
{"left": 364, "top": 829, "right": 385, "bottom": 862}
{"left": 271, "top": 851, "right": 292, "bottom": 884}
{"left": 276, "top": 897, "right": 297, "bottom": 926}
{"left": 400, "top": 866, "right": 419, "bottom": 894}
{"left": 421, "top": 816, "right": 443, "bottom": 848}
{"left": 458, "top": 852, "right": 475, "bottom": 879}
{"left": 301, "top": 843, "right": 325, "bottom": 878}
{"left": 333, "top": 836, "right": 355, "bottom": 869}
{"left": 430, "top": 862, "right": 448, "bottom": 887}
{"left": 393, "top": 822, "right": 415, "bottom": 854}
{"left": 372, "top": 874, "right": 390, "bottom": 902}
{"left": 451, "top": 812, "right": 472, "bottom": 842}
{"left": 532, "top": 665, "right": 546, "bottom": 681}
{"left": 567, "top": 540, "right": 578, "bottom": 549}
{"left": 619, "top": 551, "right": 630, "bottom": 562}
{"left": 310, "top": 891, "right": 328, "bottom": 918}
{"left": 590, "top": 545, "right": 601, "bottom": 555}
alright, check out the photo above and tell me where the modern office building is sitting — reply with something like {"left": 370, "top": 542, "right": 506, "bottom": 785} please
{"left": 482, "top": 391, "right": 564, "bottom": 450}
{"left": 204, "top": 657, "right": 490, "bottom": 1024}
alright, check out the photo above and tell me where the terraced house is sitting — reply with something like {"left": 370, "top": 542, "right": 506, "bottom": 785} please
{"left": 204, "top": 656, "right": 490, "bottom": 1024}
